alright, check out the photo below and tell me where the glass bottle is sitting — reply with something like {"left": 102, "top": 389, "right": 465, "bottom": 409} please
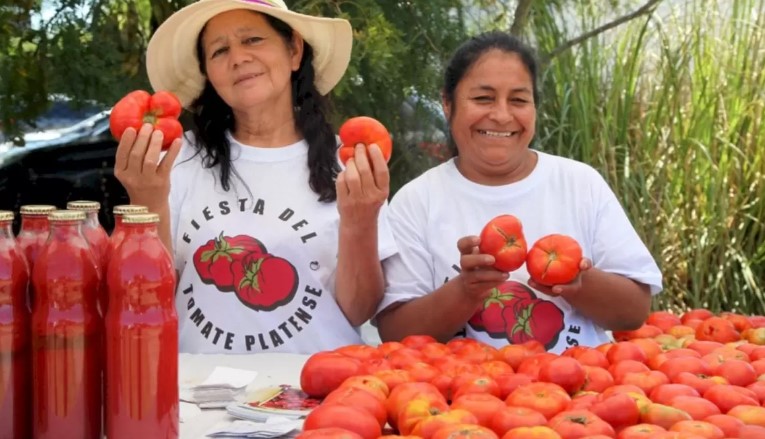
{"left": 32, "top": 210, "right": 102, "bottom": 439}
{"left": 0, "top": 210, "right": 31, "bottom": 439}
{"left": 105, "top": 213, "right": 178, "bottom": 438}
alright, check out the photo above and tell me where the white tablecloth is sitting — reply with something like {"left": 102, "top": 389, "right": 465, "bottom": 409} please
{"left": 179, "top": 353, "right": 309, "bottom": 439}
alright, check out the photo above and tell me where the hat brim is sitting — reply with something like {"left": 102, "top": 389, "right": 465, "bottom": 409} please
{"left": 146, "top": 0, "right": 352, "bottom": 108}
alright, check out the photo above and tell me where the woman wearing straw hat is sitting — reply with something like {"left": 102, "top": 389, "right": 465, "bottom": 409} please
{"left": 114, "top": 0, "right": 396, "bottom": 354}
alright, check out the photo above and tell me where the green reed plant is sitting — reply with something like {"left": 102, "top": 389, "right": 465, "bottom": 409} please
{"left": 533, "top": 0, "right": 765, "bottom": 314}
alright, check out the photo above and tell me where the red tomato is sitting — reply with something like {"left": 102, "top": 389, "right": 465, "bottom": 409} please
{"left": 489, "top": 406, "right": 547, "bottom": 437}
{"left": 695, "top": 317, "right": 740, "bottom": 343}
{"left": 537, "top": 356, "right": 586, "bottom": 395}
{"left": 668, "top": 420, "right": 724, "bottom": 438}
{"left": 450, "top": 392, "right": 505, "bottom": 427}
{"left": 502, "top": 426, "right": 562, "bottom": 439}
{"left": 339, "top": 375, "right": 389, "bottom": 399}
{"left": 338, "top": 116, "right": 392, "bottom": 165}
{"left": 303, "top": 405, "right": 381, "bottom": 439}
{"left": 295, "top": 427, "right": 364, "bottom": 439}
{"left": 617, "top": 423, "right": 667, "bottom": 439}
{"left": 547, "top": 409, "right": 615, "bottom": 438}
{"left": 397, "top": 397, "right": 450, "bottom": 436}
{"left": 668, "top": 396, "right": 721, "bottom": 420}
{"left": 505, "top": 382, "right": 571, "bottom": 420}
{"left": 400, "top": 334, "right": 438, "bottom": 349}
{"left": 323, "top": 386, "right": 387, "bottom": 428}
{"left": 109, "top": 90, "right": 182, "bottom": 149}
{"left": 478, "top": 215, "right": 527, "bottom": 272}
{"left": 639, "top": 403, "right": 692, "bottom": 430}
{"left": 411, "top": 409, "right": 478, "bottom": 439}
{"left": 525, "top": 234, "right": 582, "bottom": 286}
{"left": 335, "top": 344, "right": 382, "bottom": 361}
{"left": 430, "top": 424, "right": 499, "bottom": 439}
{"left": 385, "top": 381, "right": 445, "bottom": 430}
{"left": 300, "top": 352, "right": 363, "bottom": 398}
{"left": 588, "top": 392, "right": 640, "bottom": 433}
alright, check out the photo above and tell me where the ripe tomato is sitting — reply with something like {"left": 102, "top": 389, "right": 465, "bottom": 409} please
{"left": 323, "top": 386, "right": 387, "bottom": 428}
{"left": 502, "top": 426, "right": 562, "bottom": 439}
{"left": 386, "top": 382, "right": 445, "bottom": 430}
{"left": 109, "top": 90, "right": 182, "bottom": 149}
{"left": 547, "top": 409, "right": 615, "bottom": 438}
{"left": 489, "top": 406, "right": 547, "bottom": 436}
{"left": 296, "top": 427, "right": 364, "bottom": 439}
{"left": 505, "top": 382, "right": 571, "bottom": 420}
{"left": 335, "top": 344, "right": 382, "bottom": 361}
{"left": 430, "top": 423, "right": 499, "bottom": 439}
{"left": 338, "top": 116, "right": 392, "bottom": 165}
{"left": 525, "top": 234, "right": 582, "bottom": 286}
{"left": 478, "top": 214, "right": 527, "bottom": 272}
{"left": 302, "top": 405, "right": 382, "bottom": 439}
{"left": 300, "top": 351, "right": 363, "bottom": 398}
{"left": 589, "top": 392, "right": 640, "bottom": 432}
{"left": 537, "top": 356, "right": 586, "bottom": 395}
{"left": 450, "top": 392, "right": 505, "bottom": 427}
{"left": 397, "top": 397, "right": 450, "bottom": 435}
{"left": 695, "top": 317, "right": 740, "bottom": 343}
{"left": 411, "top": 409, "right": 478, "bottom": 439}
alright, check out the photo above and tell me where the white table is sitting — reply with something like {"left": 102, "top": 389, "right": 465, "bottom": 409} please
{"left": 179, "top": 353, "right": 309, "bottom": 439}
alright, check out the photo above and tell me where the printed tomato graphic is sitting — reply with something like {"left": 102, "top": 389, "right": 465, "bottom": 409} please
{"left": 468, "top": 281, "right": 536, "bottom": 338}
{"left": 503, "top": 298, "right": 564, "bottom": 350}
{"left": 193, "top": 233, "right": 267, "bottom": 291}
{"left": 478, "top": 214, "right": 527, "bottom": 272}
{"left": 338, "top": 116, "right": 393, "bottom": 165}
{"left": 109, "top": 90, "right": 183, "bottom": 149}
{"left": 526, "top": 234, "right": 583, "bottom": 286}
{"left": 232, "top": 253, "right": 298, "bottom": 311}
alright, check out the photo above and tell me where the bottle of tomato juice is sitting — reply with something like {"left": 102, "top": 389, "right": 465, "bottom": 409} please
{"left": 105, "top": 212, "right": 178, "bottom": 438}
{"left": 0, "top": 210, "right": 32, "bottom": 439}
{"left": 31, "top": 210, "right": 102, "bottom": 439}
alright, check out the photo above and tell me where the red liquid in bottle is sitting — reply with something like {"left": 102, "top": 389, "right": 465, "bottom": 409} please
{"left": 0, "top": 211, "right": 31, "bottom": 439}
{"left": 106, "top": 213, "right": 178, "bottom": 438}
{"left": 32, "top": 210, "right": 102, "bottom": 439}
{"left": 16, "top": 205, "right": 56, "bottom": 309}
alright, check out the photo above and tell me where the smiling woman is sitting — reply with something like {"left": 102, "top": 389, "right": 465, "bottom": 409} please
{"left": 374, "top": 31, "right": 663, "bottom": 353}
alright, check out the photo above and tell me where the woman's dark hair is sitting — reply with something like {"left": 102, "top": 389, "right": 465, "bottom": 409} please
{"left": 190, "top": 12, "right": 340, "bottom": 202}
{"left": 442, "top": 31, "right": 540, "bottom": 156}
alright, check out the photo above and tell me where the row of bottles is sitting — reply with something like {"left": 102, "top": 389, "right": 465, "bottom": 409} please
{"left": 0, "top": 202, "right": 178, "bottom": 439}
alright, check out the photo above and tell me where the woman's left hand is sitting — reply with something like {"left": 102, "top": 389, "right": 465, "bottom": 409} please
{"left": 527, "top": 258, "right": 593, "bottom": 297}
{"left": 336, "top": 143, "right": 390, "bottom": 227}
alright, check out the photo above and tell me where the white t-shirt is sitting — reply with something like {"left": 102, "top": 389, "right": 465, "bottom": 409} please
{"left": 169, "top": 132, "right": 397, "bottom": 354}
{"left": 378, "top": 151, "right": 662, "bottom": 354}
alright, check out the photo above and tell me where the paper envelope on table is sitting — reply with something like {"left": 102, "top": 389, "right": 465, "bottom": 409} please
{"left": 226, "top": 384, "right": 322, "bottom": 421}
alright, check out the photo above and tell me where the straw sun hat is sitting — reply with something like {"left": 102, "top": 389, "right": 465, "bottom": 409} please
{"left": 146, "top": 0, "right": 353, "bottom": 108}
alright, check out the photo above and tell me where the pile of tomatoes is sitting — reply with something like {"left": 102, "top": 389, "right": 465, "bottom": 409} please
{"left": 296, "top": 309, "right": 765, "bottom": 439}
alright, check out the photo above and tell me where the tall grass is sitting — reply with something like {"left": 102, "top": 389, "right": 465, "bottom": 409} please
{"left": 533, "top": 0, "right": 765, "bottom": 314}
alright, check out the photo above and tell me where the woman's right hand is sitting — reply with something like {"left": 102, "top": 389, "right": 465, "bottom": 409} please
{"left": 114, "top": 123, "right": 182, "bottom": 208}
{"left": 456, "top": 235, "right": 510, "bottom": 303}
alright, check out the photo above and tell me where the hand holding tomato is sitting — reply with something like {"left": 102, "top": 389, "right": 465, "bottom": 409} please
{"left": 526, "top": 234, "right": 590, "bottom": 296}
{"left": 110, "top": 90, "right": 183, "bottom": 150}
{"left": 455, "top": 235, "right": 510, "bottom": 304}
{"left": 338, "top": 116, "right": 392, "bottom": 166}
{"left": 113, "top": 120, "right": 182, "bottom": 212}
{"left": 336, "top": 142, "right": 389, "bottom": 229}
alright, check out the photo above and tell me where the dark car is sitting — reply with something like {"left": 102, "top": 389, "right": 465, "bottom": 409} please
{"left": 0, "top": 111, "right": 128, "bottom": 233}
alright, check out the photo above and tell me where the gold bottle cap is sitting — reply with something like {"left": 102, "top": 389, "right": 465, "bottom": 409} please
{"left": 20, "top": 205, "right": 57, "bottom": 215}
{"left": 122, "top": 213, "right": 160, "bottom": 224}
{"left": 0, "top": 210, "right": 14, "bottom": 221}
{"left": 113, "top": 205, "right": 150, "bottom": 215}
{"left": 66, "top": 200, "right": 100, "bottom": 211}
{"left": 49, "top": 210, "right": 86, "bottom": 222}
